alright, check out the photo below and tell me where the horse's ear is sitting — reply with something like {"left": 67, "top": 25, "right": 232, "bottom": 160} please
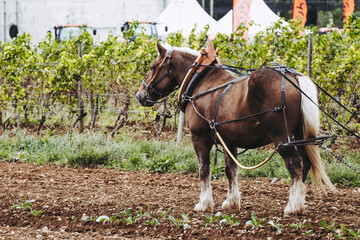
{"left": 157, "top": 42, "right": 166, "bottom": 57}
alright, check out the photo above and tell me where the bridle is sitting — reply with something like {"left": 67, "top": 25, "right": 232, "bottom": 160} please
{"left": 141, "top": 50, "right": 178, "bottom": 99}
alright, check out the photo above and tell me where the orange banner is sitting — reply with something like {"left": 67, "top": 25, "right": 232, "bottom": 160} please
{"left": 293, "top": 0, "right": 307, "bottom": 26}
{"left": 343, "top": 0, "right": 354, "bottom": 23}
{"left": 233, "top": 0, "right": 252, "bottom": 39}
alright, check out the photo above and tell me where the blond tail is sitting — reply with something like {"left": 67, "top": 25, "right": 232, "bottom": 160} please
{"left": 298, "top": 75, "right": 337, "bottom": 193}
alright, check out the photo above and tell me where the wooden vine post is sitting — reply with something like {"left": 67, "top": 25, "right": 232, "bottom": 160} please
{"left": 307, "top": 31, "right": 313, "bottom": 78}
{"left": 77, "top": 41, "right": 85, "bottom": 133}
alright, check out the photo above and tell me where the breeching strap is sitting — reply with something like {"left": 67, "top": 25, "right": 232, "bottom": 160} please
{"left": 272, "top": 69, "right": 360, "bottom": 140}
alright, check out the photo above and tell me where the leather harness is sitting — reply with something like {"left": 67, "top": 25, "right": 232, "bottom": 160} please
{"left": 142, "top": 50, "right": 177, "bottom": 99}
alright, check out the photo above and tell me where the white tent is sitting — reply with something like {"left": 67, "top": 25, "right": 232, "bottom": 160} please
{"left": 248, "top": 0, "right": 282, "bottom": 38}
{"left": 214, "top": 0, "right": 283, "bottom": 39}
{"left": 213, "top": 9, "right": 232, "bottom": 35}
{"left": 155, "top": 0, "right": 218, "bottom": 39}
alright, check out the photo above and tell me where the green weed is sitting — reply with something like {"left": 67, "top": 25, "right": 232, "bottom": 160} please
{"left": 10, "top": 199, "right": 44, "bottom": 216}
{"left": 267, "top": 218, "right": 283, "bottom": 233}
{"left": 245, "top": 212, "right": 265, "bottom": 229}
{"left": 0, "top": 132, "right": 359, "bottom": 187}
{"left": 147, "top": 155, "right": 174, "bottom": 173}
{"left": 203, "top": 212, "right": 222, "bottom": 227}
{"left": 219, "top": 214, "right": 241, "bottom": 227}
{"left": 168, "top": 213, "right": 191, "bottom": 228}
{"left": 290, "top": 219, "right": 312, "bottom": 231}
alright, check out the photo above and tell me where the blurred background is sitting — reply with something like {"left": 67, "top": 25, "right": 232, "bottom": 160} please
{"left": 1, "top": 0, "right": 359, "bottom": 44}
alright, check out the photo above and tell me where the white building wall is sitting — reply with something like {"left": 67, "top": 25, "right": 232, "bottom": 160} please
{"left": 0, "top": 0, "right": 170, "bottom": 44}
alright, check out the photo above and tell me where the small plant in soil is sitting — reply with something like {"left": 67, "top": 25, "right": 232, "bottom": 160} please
{"left": 319, "top": 220, "right": 336, "bottom": 231}
{"left": 246, "top": 212, "right": 265, "bottom": 229}
{"left": 145, "top": 219, "right": 160, "bottom": 226}
{"left": 290, "top": 219, "right": 314, "bottom": 236}
{"left": 219, "top": 214, "right": 241, "bottom": 227}
{"left": 267, "top": 218, "right": 283, "bottom": 233}
{"left": 203, "top": 212, "right": 222, "bottom": 227}
{"left": 318, "top": 221, "right": 360, "bottom": 239}
{"left": 10, "top": 199, "right": 44, "bottom": 216}
{"left": 95, "top": 215, "right": 111, "bottom": 222}
{"left": 156, "top": 208, "right": 173, "bottom": 218}
{"left": 290, "top": 219, "right": 312, "bottom": 231}
{"left": 168, "top": 213, "right": 191, "bottom": 228}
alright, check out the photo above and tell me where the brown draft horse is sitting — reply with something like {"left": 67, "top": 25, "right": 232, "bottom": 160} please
{"left": 136, "top": 42, "right": 337, "bottom": 216}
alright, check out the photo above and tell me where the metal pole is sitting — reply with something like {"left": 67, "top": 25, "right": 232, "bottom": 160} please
{"left": 4, "top": 1, "right": 6, "bottom": 42}
{"left": 307, "top": 31, "right": 313, "bottom": 78}
{"left": 16, "top": 0, "right": 18, "bottom": 27}
{"left": 176, "top": 111, "right": 185, "bottom": 145}
{"left": 210, "top": 0, "right": 214, "bottom": 17}
{"left": 202, "top": 0, "right": 205, "bottom": 8}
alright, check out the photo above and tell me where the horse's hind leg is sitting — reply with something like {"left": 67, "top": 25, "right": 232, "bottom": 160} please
{"left": 192, "top": 135, "right": 214, "bottom": 212}
{"left": 294, "top": 127, "right": 311, "bottom": 183}
{"left": 222, "top": 146, "right": 241, "bottom": 211}
{"left": 277, "top": 144, "right": 306, "bottom": 216}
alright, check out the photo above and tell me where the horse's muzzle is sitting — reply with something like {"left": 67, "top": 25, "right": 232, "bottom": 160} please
{"left": 135, "top": 91, "right": 155, "bottom": 107}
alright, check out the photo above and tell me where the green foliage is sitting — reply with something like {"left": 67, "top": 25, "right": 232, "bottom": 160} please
{"left": 290, "top": 219, "right": 360, "bottom": 238}
{"left": 245, "top": 212, "right": 265, "bottom": 229}
{"left": 95, "top": 215, "right": 111, "bottom": 222}
{"left": 290, "top": 219, "right": 313, "bottom": 231}
{"left": 202, "top": 212, "right": 241, "bottom": 229}
{"left": 10, "top": 199, "right": 44, "bottom": 216}
{"left": 67, "top": 148, "right": 110, "bottom": 168}
{"left": 0, "top": 132, "right": 359, "bottom": 186}
{"left": 1, "top": 19, "right": 360, "bottom": 187}
{"left": 168, "top": 213, "right": 191, "bottom": 228}
{"left": 203, "top": 212, "right": 222, "bottom": 227}
{"left": 71, "top": 203, "right": 360, "bottom": 237}
{"left": 319, "top": 220, "right": 336, "bottom": 231}
{"left": 1, "top": 18, "right": 360, "bottom": 138}
{"left": 219, "top": 214, "right": 241, "bottom": 227}
{"left": 147, "top": 155, "right": 174, "bottom": 173}
{"left": 267, "top": 218, "right": 283, "bottom": 233}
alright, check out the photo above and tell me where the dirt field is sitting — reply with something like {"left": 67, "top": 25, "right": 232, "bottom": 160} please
{"left": 0, "top": 160, "right": 359, "bottom": 239}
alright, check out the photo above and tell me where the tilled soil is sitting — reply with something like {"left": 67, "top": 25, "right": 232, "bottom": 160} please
{"left": 0, "top": 160, "right": 359, "bottom": 239}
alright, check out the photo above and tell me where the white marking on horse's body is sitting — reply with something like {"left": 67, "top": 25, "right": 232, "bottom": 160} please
{"left": 284, "top": 179, "right": 306, "bottom": 216}
{"left": 194, "top": 174, "right": 214, "bottom": 212}
{"left": 222, "top": 174, "right": 241, "bottom": 210}
{"left": 163, "top": 44, "right": 200, "bottom": 57}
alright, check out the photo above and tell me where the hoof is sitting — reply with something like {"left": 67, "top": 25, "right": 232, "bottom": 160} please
{"left": 194, "top": 202, "right": 214, "bottom": 213}
{"left": 221, "top": 198, "right": 241, "bottom": 211}
{"left": 284, "top": 204, "right": 305, "bottom": 216}
{"left": 284, "top": 179, "right": 306, "bottom": 216}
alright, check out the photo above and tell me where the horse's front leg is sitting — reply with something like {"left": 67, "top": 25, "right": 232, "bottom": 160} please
{"left": 222, "top": 146, "right": 241, "bottom": 211}
{"left": 192, "top": 134, "right": 214, "bottom": 213}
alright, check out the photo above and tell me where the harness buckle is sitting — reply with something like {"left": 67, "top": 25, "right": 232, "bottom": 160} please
{"left": 273, "top": 106, "right": 285, "bottom": 112}
{"left": 209, "top": 120, "right": 216, "bottom": 130}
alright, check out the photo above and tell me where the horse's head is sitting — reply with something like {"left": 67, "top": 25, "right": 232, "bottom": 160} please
{"left": 136, "top": 42, "right": 180, "bottom": 107}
